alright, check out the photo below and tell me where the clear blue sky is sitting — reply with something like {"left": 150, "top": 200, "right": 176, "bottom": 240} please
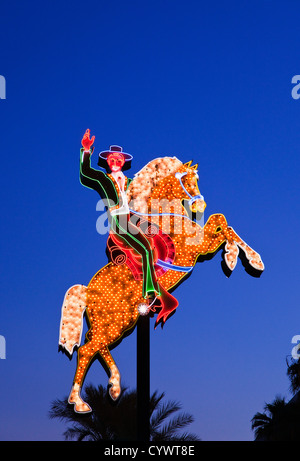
{"left": 1, "top": 0, "right": 300, "bottom": 441}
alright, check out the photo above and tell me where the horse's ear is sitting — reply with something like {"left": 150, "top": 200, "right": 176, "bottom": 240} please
{"left": 191, "top": 163, "right": 198, "bottom": 170}
{"left": 184, "top": 160, "right": 193, "bottom": 167}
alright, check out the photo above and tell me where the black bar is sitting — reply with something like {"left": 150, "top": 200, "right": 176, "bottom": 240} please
{"left": 136, "top": 314, "right": 150, "bottom": 441}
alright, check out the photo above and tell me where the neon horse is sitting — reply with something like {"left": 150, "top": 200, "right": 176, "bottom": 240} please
{"left": 59, "top": 157, "right": 264, "bottom": 413}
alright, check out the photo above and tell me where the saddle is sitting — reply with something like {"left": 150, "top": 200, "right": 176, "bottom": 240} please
{"left": 106, "top": 218, "right": 176, "bottom": 280}
{"left": 106, "top": 217, "right": 178, "bottom": 326}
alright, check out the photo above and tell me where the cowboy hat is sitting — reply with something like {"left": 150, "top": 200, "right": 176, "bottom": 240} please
{"left": 98, "top": 145, "right": 133, "bottom": 162}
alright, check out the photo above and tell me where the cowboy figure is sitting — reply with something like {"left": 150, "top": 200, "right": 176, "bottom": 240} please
{"left": 80, "top": 129, "right": 161, "bottom": 304}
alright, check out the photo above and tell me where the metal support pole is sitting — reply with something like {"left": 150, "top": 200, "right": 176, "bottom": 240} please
{"left": 137, "top": 313, "right": 150, "bottom": 441}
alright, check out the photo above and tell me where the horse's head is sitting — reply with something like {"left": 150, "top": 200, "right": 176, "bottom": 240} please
{"left": 172, "top": 161, "right": 206, "bottom": 214}
{"left": 127, "top": 156, "right": 206, "bottom": 215}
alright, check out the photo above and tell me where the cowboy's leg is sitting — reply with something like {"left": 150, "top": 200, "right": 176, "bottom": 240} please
{"left": 127, "top": 220, "right": 160, "bottom": 297}
{"left": 111, "top": 216, "right": 160, "bottom": 298}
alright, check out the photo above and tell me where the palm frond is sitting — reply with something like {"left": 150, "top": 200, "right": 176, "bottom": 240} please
{"left": 155, "top": 412, "right": 194, "bottom": 440}
{"left": 150, "top": 400, "right": 182, "bottom": 430}
{"left": 49, "top": 384, "right": 200, "bottom": 441}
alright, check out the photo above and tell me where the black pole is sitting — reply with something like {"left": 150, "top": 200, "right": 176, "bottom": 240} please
{"left": 137, "top": 313, "right": 150, "bottom": 441}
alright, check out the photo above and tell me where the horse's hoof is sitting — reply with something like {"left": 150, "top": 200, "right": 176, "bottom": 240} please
{"left": 224, "top": 241, "right": 239, "bottom": 271}
{"left": 237, "top": 241, "right": 264, "bottom": 272}
{"left": 69, "top": 396, "right": 92, "bottom": 413}
{"left": 68, "top": 384, "right": 92, "bottom": 413}
{"left": 109, "top": 384, "right": 121, "bottom": 401}
{"left": 73, "top": 401, "right": 92, "bottom": 413}
{"left": 250, "top": 260, "right": 264, "bottom": 271}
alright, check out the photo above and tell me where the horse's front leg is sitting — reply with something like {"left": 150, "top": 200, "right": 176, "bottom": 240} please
{"left": 202, "top": 214, "right": 264, "bottom": 274}
{"left": 226, "top": 227, "right": 264, "bottom": 273}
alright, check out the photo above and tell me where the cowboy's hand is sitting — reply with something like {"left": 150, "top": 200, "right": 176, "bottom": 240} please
{"left": 81, "top": 129, "right": 95, "bottom": 152}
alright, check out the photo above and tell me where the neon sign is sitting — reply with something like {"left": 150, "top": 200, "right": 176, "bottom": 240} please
{"left": 59, "top": 130, "right": 264, "bottom": 413}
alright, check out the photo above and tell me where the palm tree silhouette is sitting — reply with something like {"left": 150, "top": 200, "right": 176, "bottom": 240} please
{"left": 286, "top": 356, "right": 300, "bottom": 395}
{"left": 251, "top": 395, "right": 300, "bottom": 441}
{"left": 251, "top": 356, "right": 300, "bottom": 441}
{"left": 49, "top": 384, "right": 201, "bottom": 441}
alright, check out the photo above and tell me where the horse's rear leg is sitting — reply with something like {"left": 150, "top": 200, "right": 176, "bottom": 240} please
{"left": 68, "top": 338, "right": 98, "bottom": 413}
{"left": 68, "top": 338, "right": 121, "bottom": 412}
{"left": 99, "top": 346, "right": 121, "bottom": 401}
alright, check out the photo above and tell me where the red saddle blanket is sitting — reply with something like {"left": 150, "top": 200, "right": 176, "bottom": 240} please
{"left": 106, "top": 218, "right": 175, "bottom": 280}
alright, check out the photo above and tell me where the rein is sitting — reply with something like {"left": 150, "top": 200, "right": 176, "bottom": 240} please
{"left": 156, "top": 259, "right": 193, "bottom": 273}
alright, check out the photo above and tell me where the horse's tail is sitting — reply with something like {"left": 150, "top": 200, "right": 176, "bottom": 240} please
{"left": 59, "top": 284, "right": 87, "bottom": 356}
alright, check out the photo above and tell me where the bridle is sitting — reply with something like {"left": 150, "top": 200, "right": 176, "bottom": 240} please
{"left": 174, "top": 171, "right": 204, "bottom": 207}
{"left": 129, "top": 170, "right": 204, "bottom": 221}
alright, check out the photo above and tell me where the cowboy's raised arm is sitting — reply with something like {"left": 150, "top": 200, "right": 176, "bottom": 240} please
{"left": 79, "top": 129, "right": 110, "bottom": 192}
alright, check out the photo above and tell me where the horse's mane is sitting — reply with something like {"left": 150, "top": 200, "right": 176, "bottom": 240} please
{"left": 127, "top": 156, "right": 183, "bottom": 213}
